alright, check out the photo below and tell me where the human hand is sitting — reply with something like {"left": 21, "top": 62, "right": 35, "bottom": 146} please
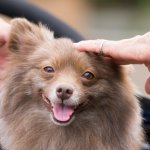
{"left": 74, "top": 33, "right": 150, "bottom": 94}
{"left": 74, "top": 34, "right": 150, "bottom": 65}
{"left": 0, "top": 18, "right": 10, "bottom": 88}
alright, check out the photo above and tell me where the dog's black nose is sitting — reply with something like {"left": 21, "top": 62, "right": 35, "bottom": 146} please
{"left": 56, "top": 85, "right": 73, "bottom": 100}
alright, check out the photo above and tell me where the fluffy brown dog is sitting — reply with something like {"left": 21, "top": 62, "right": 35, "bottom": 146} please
{"left": 0, "top": 19, "right": 143, "bottom": 150}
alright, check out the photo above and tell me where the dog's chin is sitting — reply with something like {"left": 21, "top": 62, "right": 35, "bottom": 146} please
{"left": 41, "top": 94, "right": 78, "bottom": 126}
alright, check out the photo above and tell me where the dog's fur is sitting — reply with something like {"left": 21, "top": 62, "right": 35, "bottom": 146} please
{"left": 0, "top": 19, "right": 143, "bottom": 150}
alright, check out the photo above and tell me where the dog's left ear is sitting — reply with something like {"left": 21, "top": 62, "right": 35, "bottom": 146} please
{"left": 8, "top": 18, "right": 54, "bottom": 54}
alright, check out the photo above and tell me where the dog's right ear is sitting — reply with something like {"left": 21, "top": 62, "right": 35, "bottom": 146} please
{"left": 8, "top": 18, "right": 54, "bottom": 55}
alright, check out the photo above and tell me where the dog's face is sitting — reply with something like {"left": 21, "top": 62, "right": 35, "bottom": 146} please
{"left": 39, "top": 45, "right": 97, "bottom": 126}
{"left": 7, "top": 19, "right": 124, "bottom": 126}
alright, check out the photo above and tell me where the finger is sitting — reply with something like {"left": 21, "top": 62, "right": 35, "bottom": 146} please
{"left": 74, "top": 41, "right": 97, "bottom": 51}
{"left": 74, "top": 40, "right": 107, "bottom": 53}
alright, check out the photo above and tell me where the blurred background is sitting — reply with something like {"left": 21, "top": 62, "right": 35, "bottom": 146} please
{"left": 30, "top": 0, "right": 150, "bottom": 97}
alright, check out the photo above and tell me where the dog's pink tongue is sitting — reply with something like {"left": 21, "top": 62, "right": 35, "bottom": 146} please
{"left": 52, "top": 104, "right": 74, "bottom": 122}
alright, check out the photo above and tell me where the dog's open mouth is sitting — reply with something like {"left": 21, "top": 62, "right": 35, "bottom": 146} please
{"left": 41, "top": 94, "right": 76, "bottom": 124}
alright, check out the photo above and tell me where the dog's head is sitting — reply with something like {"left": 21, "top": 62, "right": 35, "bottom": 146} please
{"left": 7, "top": 18, "right": 127, "bottom": 126}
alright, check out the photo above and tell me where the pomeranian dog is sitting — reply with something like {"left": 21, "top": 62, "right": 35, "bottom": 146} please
{"left": 0, "top": 18, "right": 143, "bottom": 150}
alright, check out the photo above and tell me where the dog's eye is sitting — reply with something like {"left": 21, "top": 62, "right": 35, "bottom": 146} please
{"left": 82, "top": 71, "right": 95, "bottom": 80}
{"left": 43, "top": 66, "right": 54, "bottom": 73}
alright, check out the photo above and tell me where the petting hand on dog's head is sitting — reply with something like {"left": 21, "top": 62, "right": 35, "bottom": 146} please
{"left": 74, "top": 33, "right": 150, "bottom": 65}
{"left": 74, "top": 32, "right": 150, "bottom": 94}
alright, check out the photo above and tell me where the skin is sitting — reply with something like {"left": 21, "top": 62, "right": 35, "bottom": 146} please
{"left": 74, "top": 33, "right": 150, "bottom": 94}
{"left": 0, "top": 18, "right": 10, "bottom": 89}
{"left": 0, "top": 18, "right": 150, "bottom": 94}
